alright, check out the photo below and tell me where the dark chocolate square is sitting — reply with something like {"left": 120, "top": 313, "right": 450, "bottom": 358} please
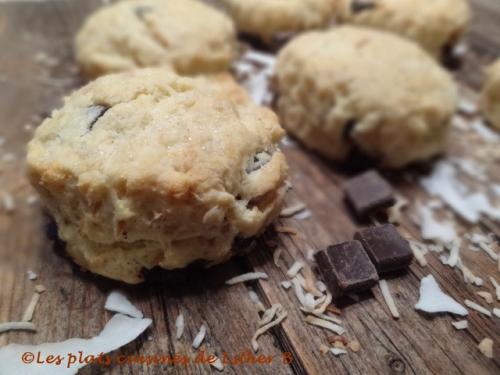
{"left": 315, "top": 240, "right": 378, "bottom": 298}
{"left": 355, "top": 224, "right": 413, "bottom": 273}
{"left": 344, "top": 170, "right": 395, "bottom": 219}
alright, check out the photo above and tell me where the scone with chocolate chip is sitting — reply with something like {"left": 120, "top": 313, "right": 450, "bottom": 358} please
{"left": 275, "top": 26, "right": 457, "bottom": 168}
{"left": 27, "top": 68, "right": 288, "bottom": 283}
{"left": 219, "top": 0, "right": 336, "bottom": 41}
{"left": 75, "top": 0, "right": 236, "bottom": 78}
{"left": 335, "top": 0, "right": 471, "bottom": 59}
{"left": 480, "top": 60, "right": 500, "bottom": 131}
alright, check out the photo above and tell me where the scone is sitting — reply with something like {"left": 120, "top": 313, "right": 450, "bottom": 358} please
{"left": 335, "top": 0, "right": 471, "bottom": 59}
{"left": 275, "top": 26, "right": 458, "bottom": 168}
{"left": 480, "top": 60, "right": 500, "bottom": 131}
{"left": 75, "top": 0, "right": 236, "bottom": 78}
{"left": 219, "top": 0, "right": 336, "bottom": 41}
{"left": 27, "top": 68, "right": 288, "bottom": 283}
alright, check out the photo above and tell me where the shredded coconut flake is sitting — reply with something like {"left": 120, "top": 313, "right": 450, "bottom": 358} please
{"left": 225, "top": 272, "right": 268, "bottom": 285}
{"left": 251, "top": 305, "right": 287, "bottom": 352}
{"left": 379, "top": 280, "right": 400, "bottom": 319}
{"left": 476, "top": 291, "right": 493, "bottom": 304}
{"left": 280, "top": 203, "right": 306, "bottom": 217}
{"left": 0, "top": 322, "right": 36, "bottom": 334}
{"left": 489, "top": 277, "right": 500, "bottom": 301}
{"left": 0, "top": 314, "right": 151, "bottom": 373}
{"left": 26, "top": 270, "right": 37, "bottom": 280}
{"left": 451, "top": 320, "right": 468, "bottom": 330}
{"left": 175, "top": 313, "right": 184, "bottom": 340}
{"left": 35, "top": 284, "right": 46, "bottom": 293}
{"left": 478, "top": 338, "right": 493, "bottom": 359}
{"left": 192, "top": 324, "right": 207, "bottom": 349}
{"left": 416, "top": 202, "right": 457, "bottom": 245}
{"left": 26, "top": 195, "right": 38, "bottom": 205}
{"left": 451, "top": 157, "right": 487, "bottom": 181}
{"left": 104, "top": 291, "right": 143, "bottom": 319}
{"left": 259, "top": 304, "right": 282, "bottom": 326}
{"left": 2, "top": 194, "right": 15, "bottom": 213}
{"left": 292, "top": 277, "right": 314, "bottom": 311}
{"left": 273, "top": 248, "right": 282, "bottom": 266}
{"left": 457, "top": 259, "right": 483, "bottom": 286}
{"left": 492, "top": 184, "right": 500, "bottom": 197}
{"left": 492, "top": 308, "right": 500, "bottom": 318}
{"left": 452, "top": 115, "right": 468, "bottom": 131}
{"left": 329, "top": 347, "right": 348, "bottom": 356}
{"left": 294, "top": 210, "right": 312, "bottom": 220}
{"left": 415, "top": 275, "right": 468, "bottom": 316}
{"left": 280, "top": 280, "right": 292, "bottom": 290}
{"left": 471, "top": 119, "right": 500, "bottom": 142}
{"left": 304, "top": 315, "right": 345, "bottom": 335}
{"left": 316, "top": 281, "right": 327, "bottom": 293}
{"left": 409, "top": 241, "right": 428, "bottom": 267}
{"left": 22, "top": 293, "right": 41, "bottom": 322}
{"left": 307, "top": 247, "right": 315, "bottom": 262}
{"left": 233, "top": 50, "right": 276, "bottom": 106}
{"left": 210, "top": 355, "right": 224, "bottom": 371}
{"left": 287, "top": 261, "right": 304, "bottom": 278}
{"left": 387, "top": 195, "right": 408, "bottom": 224}
{"left": 420, "top": 161, "right": 500, "bottom": 223}
{"left": 464, "top": 299, "right": 491, "bottom": 317}
{"left": 458, "top": 98, "right": 477, "bottom": 115}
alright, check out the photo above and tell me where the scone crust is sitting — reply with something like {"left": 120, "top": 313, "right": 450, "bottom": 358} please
{"left": 219, "top": 0, "right": 336, "bottom": 40}
{"left": 336, "top": 0, "right": 471, "bottom": 58}
{"left": 75, "top": 0, "right": 237, "bottom": 78}
{"left": 480, "top": 59, "right": 500, "bottom": 131}
{"left": 27, "top": 69, "right": 288, "bottom": 283}
{"left": 275, "top": 26, "right": 457, "bottom": 168}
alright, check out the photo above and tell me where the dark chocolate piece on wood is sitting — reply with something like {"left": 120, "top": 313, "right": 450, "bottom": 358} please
{"left": 355, "top": 224, "right": 413, "bottom": 274}
{"left": 351, "top": 0, "right": 376, "bottom": 14}
{"left": 315, "top": 240, "right": 378, "bottom": 298}
{"left": 344, "top": 170, "right": 395, "bottom": 219}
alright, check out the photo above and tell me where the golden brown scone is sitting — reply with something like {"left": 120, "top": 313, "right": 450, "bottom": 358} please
{"left": 480, "top": 60, "right": 500, "bottom": 131}
{"left": 275, "top": 26, "right": 458, "bottom": 168}
{"left": 219, "top": 0, "right": 336, "bottom": 41}
{"left": 75, "top": 0, "right": 236, "bottom": 78}
{"left": 27, "top": 68, "right": 288, "bottom": 283}
{"left": 335, "top": 0, "right": 471, "bottom": 59}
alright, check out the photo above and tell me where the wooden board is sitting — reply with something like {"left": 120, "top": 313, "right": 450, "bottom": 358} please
{"left": 0, "top": 1, "right": 499, "bottom": 374}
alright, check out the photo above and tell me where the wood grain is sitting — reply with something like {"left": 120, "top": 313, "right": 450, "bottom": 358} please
{"left": 0, "top": 1, "right": 499, "bottom": 374}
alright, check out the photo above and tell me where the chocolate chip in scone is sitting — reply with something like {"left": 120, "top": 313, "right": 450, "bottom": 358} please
{"left": 315, "top": 240, "right": 378, "bottom": 298}
{"left": 87, "top": 104, "right": 110, "bottom": 132}
{"left": 246, "top": 150, "right": 272, "bottom": 173}
{"left": 134, "top": 6, "right": 153, "bottom": 20}
{"left": 354, "top": 224, "right": 413, "bottom": 274}
{"left": 351, "top": 0, "right": 376, "bottom": 14}
{"left": 344, "top": 170, "right": 395, "bottom": 219}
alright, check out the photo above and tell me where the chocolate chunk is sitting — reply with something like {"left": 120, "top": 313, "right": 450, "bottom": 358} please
{"left": 87, "top": 105, "right": 110, "bottom": 132}
{"left": 315, "top": 240, "right": 378, "bottom": 298}
{"left": 344, "top": 170, "right": 395, "bottom": 219}
{"left": 351, "top": 0, "right": 376, "bottom": 13}
{"left": 355, "top": 224, "right": 413, "bottom": 274}
{"left": 246, "top": 150, "right": 272, "bottom": 173}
